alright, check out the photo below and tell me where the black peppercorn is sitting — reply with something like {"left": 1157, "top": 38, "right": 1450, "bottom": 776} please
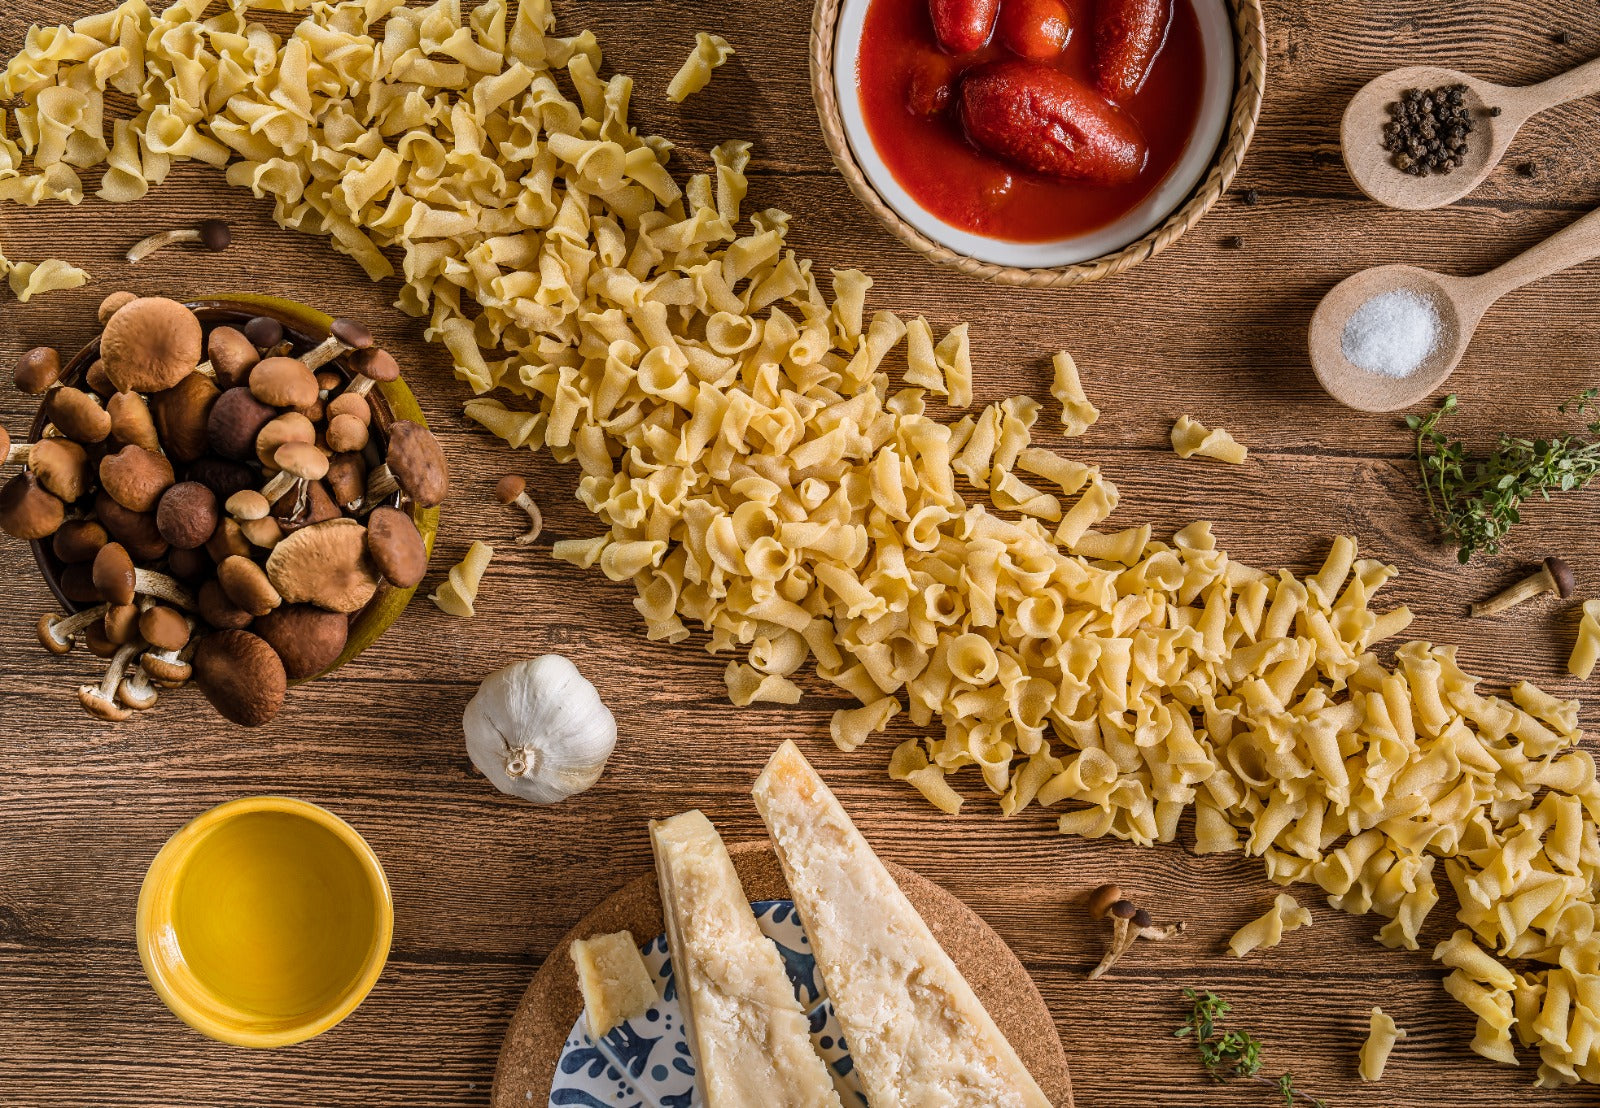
{"left": 1382, "top": 83, "right": 1475, "bottom": 177}
{"left": 1221, "top": 235, "right": 1244, "bottom": 249}
{"left": 1240, "top": 188, "right": 1260, "bottom": 206}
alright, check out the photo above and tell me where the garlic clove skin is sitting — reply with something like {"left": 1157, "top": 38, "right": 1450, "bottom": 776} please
{"left": 462, "top": 654, "right": 618, "bottom": 804}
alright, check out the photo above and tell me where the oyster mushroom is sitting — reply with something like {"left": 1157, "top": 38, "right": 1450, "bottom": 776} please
{"left": 45, "top": 387, "right": 111, "bottom": 444}
{"left": 125, "top": 219, "right": 230, "bottom": 263}
{"left": 218, "top": 554, "right": 283, "bottom": 617}
{"left": 462, "top": 655, "right": 618, "bottom": 803}
{"left": 36, "top": 604, "right": 111, "bottom": 654}
{"left": 155, "top": 481, "right": 220, "bottom": 550}
{"left": 366, "top": 505, "right": 427, "bottom": 588}
{"left": 342, "top": 346, "right": 398, "bottom": 398}
{"left": 300, "top": 317, "right": 373, "bottom": 372}
{"left": 0, "top": 472, "right": 65, "bottom": 539}
{"left": 13, "top": 346, "right": 62, "bottom": 394}
{"left": 249, "top": 356, "right": 318, "bottom": 409}
{"left": 79, "top": 640, "right": 143, "bottom": 721}
{"left": 149, "top": 372, "right": 219, "bottom": 463}
{"left": 494, "top": 476, "right": 544, "bottom": 544}
{"left": 91, "top": 542, "right": 196, "bottom": 610}
{"left": 100, "top": 296, "right": 203, "bottom": 393}
{"left": 254, "top": 605, "right": 349, "bottom": 680}
{"left": 28, "top": 438, "right": 93, "bottom": 502}
{"left": 365, "top": 420, "right": 448, "bottom": 508}
{"left": 264, "top": 517, "right": 379, "bottom": 613}
{"left": 192, "top": 629, "right": 286, "bottom": 726}
{"left": 98, "top": 444, "right": 174, "bottom": 512}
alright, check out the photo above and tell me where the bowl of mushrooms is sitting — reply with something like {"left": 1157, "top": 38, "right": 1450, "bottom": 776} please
{"left": 0, "top": 292, "right": 446, "bottom": 727}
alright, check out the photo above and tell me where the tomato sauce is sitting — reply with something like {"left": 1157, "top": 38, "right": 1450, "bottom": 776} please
{"left": 856, "top": 0, "right": 1207, "bottom": 242}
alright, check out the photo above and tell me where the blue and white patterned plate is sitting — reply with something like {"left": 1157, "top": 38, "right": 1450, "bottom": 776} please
{"left": 549, "top": 900, "right": 868, "bottom": 1108}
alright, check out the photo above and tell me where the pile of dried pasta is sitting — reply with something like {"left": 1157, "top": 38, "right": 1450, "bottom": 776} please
{"left": 5, "top": 0, "right": 1600, "bottom": 1085}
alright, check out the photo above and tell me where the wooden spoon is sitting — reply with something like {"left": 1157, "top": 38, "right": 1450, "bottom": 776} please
{"left": 1342, "top": 58, "right": 1600, "bottom": 210}
{"left": 1309, "top": 205, "right": 1600, "bottom": 412}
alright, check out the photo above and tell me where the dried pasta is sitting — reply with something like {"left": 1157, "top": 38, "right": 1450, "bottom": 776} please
{"left": 1228, "top": 893, "right": 1313, "bottom": 958}
{"left": 7, "top": 256, "right": 89, "bottom": 301}
{"left": 1171, "top": 414, "right": 1248, "bottom": 464}
{"left": 1569, "top": 598, "right": 1600, "bottom": 679}
{"left": 1050, "top": 351, "right": 1099, "bottom": 437}
{"left": 1358, "top": 1007, "right": 1405, "bottom": 1081}
{"left": 665, "top": 32, "right": 733, "bottom": 103}
{"left": 430, "top": 541, "right": 493, "bottom": 618}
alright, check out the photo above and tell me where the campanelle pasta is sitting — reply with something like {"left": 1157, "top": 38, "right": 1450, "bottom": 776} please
{"left": 665, "top": 32, "right": 733, "bottom": 103}
{"left": 1171, "top": 414, "right": 1249, "bottom": 464}
{"left": 1228, "top": 892, "right": 1313, "bottom": 958}
{"left": 1358, "top": 1007, "right": 1406, "bottom": 1081}
{"left": 430, "top": 540, "right": 494, "bottom": 618}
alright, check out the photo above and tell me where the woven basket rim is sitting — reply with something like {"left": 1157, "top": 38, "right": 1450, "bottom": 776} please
{"left": 809, "top": 0, "right": 1269, "bottom": 288}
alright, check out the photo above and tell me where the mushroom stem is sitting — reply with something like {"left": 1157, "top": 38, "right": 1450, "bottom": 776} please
{"left": 259, "top": 468, "right": 302, "bottom": 505}
{"left": 1090, "top": 913, "right": 1138, "bottom": 980}
{"left": 117, "top": 666, "right": 160, "bottom": 710}
{"left": 495, "top": 476, "right": 543, "bottom": 545}
{"left": 37, "top": 604, "right": 111, "bottom": 654}
{"left": 1470, "top": 557, "right": 1575, "bottom": 618}
{"left": 4, "top": 443, "right": 28, "bottom": 465}
{"left": 364, "top": 463, "right": 399, "bottom": 505}
{"left": 133, "top": 568, "right": 198, "bottom": 611}
{"left": 125, "top": 220, "right": 230, "bottom": 263}
{"left": 1087, "top": 896, "right": 1185, "bottom": 981}
{"left": 143, "top": 638, "right": 196, "bottom": 687}
{"left": 301, "top": 318, "right": 373, "bottom": 372}
{"left": 79, "top": 640, "right": 142, "bottom": 721}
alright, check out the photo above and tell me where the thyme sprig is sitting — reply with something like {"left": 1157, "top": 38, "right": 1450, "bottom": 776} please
{"left": 1175, "top": 988, "right": 1328, "bottom": 1107}
{"left": 1408, "top": 392, "right": 1600, "bottom": 563}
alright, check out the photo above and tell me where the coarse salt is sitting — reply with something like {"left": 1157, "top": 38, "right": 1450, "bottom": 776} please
{"left": 1340, "top": 288, "right": 1441, "bottom": 379}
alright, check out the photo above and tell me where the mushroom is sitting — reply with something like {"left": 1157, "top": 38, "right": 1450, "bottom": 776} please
{"left": 243, "top": 315, "right": 283, "bottom": 350}
{"left": 186, "top": 457, "right": 257, "bottom": 503}
{"left": 325, "top": 452, "right": 367, "bottom": 512}
{"left": 326, "top": 391, "right": 371, "bottom": 426}
{"left": 82, "top": 617, "right": 119, "bottom": 658}
{"left": 1470, "top": 557, "right": 1576, "bottom": 618}
{"left": 108, "top": 390, "right": 162, "bottom": 453}
{"left": 94, "top": 490, "right": 168, "bottom": 561}
{"left": 52, "top": 519, "right": 109, "bottom": 564}
{"left": 0, "top": 425, "right": 22, "bottom": 467}
{"left": 85, "top": 358, "right": 115, "bottom": 398}
{"left": 206, "top": 387, "right": 277, "bottom": 460}
{"left": 240, "top": 515, "right": 286, "bottom": 551}
{"left": 28, "top": 438, "right": 93, "bottom": 502}
{"left": 495, "top": 476, "right": 544, "bottom": 545}
{"left": 98, "top": 445, "right": 174, "bottom": 512}
{"left": 273, "top": 479, "right": 340, "bottom": 532}
{"left": 36, "top": 604, "right": 111, "bottom": 654}
{"left": 200, "top": 325, "right": 261, "bottom": 389}
{"left": 45, "top": 387, "right": 111, "bottom": 444}
{"left": 264, "top": 517, "right": 379, "bottom": 613}
{"left": 97, "top": 290, "right": 137, "bottom": 325}
{"left": 149, "top": 372, "right": 219, "bottom": 463}
{"left": 259, "top": 441, "right": 329, "bottom": 510}
{"left": 103, "top": 602, "right": 142, "bottom": 645}
{"left": 91, "top": 542, "right": 196, "bottom": 610}
{"left": 226, "top": 489, "right": 271, "bottom": 522}
{"left": 365, "top": 420, "right": 448, "bottom": 508}
{"left": 218, "top": 554, "right": 283, "bottom": 616}
{"left": 300, "top": 317, "right": 373, "bottom": 372}
{"left": 325, "top": 412, "right": 369, "bottom": 453}
{"left": 117, "top": 665, "right": 160, "bottom": 710}
{"left": 1086, "top": 884, "right": 1185, "bottom": 980}
{"left": 100, "top": 297, "right": 203, "bottom": 393}
{"left": 192, "top": 629, "right": 286, "bottom": 726}
{"left": 462, "top": 655, "right": 619, "bottom": 803}
{"left": 13, "top": 346, "right": 62, "bottom": 394}
{"left": 205, "top": 517, "right": 255, "bottom": 563}
{"left": 366, "top": 505, "right": 428, "bottom": 588}
{"left": 197, "top": 578, "right": 254, "bottom": 631}
{"left": 255, "top": 605, "right": 349, "bottom": 679}
{"left": 341, "top": 346, "right": 398, "bottom": 398}
{"left": 255, "top": 412, "right": 316, "bottom": 469}
{"left": 125, "top": 219, "right": 230, "bottom": 263}
{"left": 79, "top": 640, "right": 143, "bottom": 721}
{"left": 0, "top": 472, "right": 65, "bottom": 539}
{"left": 139, "top": 606, "right": 196, "bottom": 686}
{"left": 249, "top": 356, "right": 319, "bottom": 409}
{"left": 155, "top": 481, "right": 220, "bottom": 549}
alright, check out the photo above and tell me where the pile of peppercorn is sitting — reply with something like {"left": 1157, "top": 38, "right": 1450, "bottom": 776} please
{"left": 1382, "top": 84, "right": 1475, "bottom": 176}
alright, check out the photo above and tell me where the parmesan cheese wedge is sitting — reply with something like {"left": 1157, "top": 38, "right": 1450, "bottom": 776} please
{"left": 753, "top": 740, "right": 1053, "bottom": 1108}
{"left": 649, "top": 809, "right": 843, "bottom": 1108}
{"left": 568, "top": 930, "right": 658, "bottom": 1039}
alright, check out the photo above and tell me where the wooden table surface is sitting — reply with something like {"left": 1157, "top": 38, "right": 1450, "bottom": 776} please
{"left": 4, "top": 1, "right": 1599, "bottom": 1105}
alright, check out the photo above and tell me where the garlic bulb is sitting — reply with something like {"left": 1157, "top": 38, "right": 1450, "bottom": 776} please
{"left": 462, "top": 654, "right": 618, "bottom": 803}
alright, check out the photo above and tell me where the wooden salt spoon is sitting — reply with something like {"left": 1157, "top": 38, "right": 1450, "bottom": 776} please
{"left": 1342, "top": 57, "right": 1600, "bottom": 210}
{"left": 1309, "top": 205, "right": 1600, "bottom": 412}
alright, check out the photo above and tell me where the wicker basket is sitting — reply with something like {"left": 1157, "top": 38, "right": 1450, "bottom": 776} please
{"left": 810, "top": 0, "right": 1268, "bottom": 287}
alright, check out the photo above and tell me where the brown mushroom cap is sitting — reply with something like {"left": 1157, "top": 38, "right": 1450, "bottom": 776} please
{"left": 187, "top": 457, "right": 257, "bottom": 502}
{"left": 101, "top": 297, "right": 203, "bottom": 393}
{"left": 108, "top": 390, "right": 161, "bottom": 452}
{"left": 325, "top": 413, "right": 368, "bottom": 453}
{"left": 139, "top": 605, "right": 191, "bottom": 651}
{"left": 45, "top": 387, "right": 111, "bottom": 444}
{"left": 99, "top": 445, "right": 175, "bottom": 512}
{"left": 205, "top": 516, "right": 254, "bottom": 564}
{"left": 226, "top": 489, "right": 271, "bottom": 521}
{"left": 197, "top": 578, "right": 253, "bottom": 630}
{"left": 167, "top": 545, "right": 211, "bottom": 582}
{"left": 193, "top": 629, "right": 286, "bottom": 727}
{"left": 254, "top": 604, "right": 350, "bottom": 680}
{"left": 219, "top": 554, "right": 283, "bottom": 616}
{"left": 0, "top": 471, "right": 65, "bottom": 539}
{"left": 255, "top": 412, "right": 315, "bottom": 470}
{"left": 97, "top": 290, "right": 138, "bottom": 325}
{"left": 0, "top": 424, "right": 8, "bottom": 460}
{"left": 82, "top": 619, "right": 119, "bottom": 658}
{"left": 495, "top": 475, "right": 526, "bottom": 503}
{"left": 347, "top": 346, "right": 399, "bottom": 383}
{"left": 156, "top": 481, "right": 220, "bottom": 549}
{"left": 243, "top": 316, "right": 283, "bottom": 350}
{"left": 60, "top": 564, "right": 102, "bottom": 604}
{"left": 274, "top": 441, "right": 330, "bottom": 482}
{"left": 385, "top": 420, "right": 448, "bottom": 508}
{"left": 14, "top": 346, "right": 62, "bottom": 394}
{"left": 104, "top": 602, "right": 141, "bottom": 644}
{"left": 94, "top": 490, "right": 168, "bottom": 561}
{"left": 52, "top": 518, "right": 109, "bottom": 564}
{"left": 325, "top": 452, "right": 367, "bottom": 511}
{"left": 249, "top": 357, "right": 318, "bottom": 409}
{"left": 326, "top": 392, "right": 370, "bottom": 425}
{"left": 366, "top": 505, "right": 428, "bottom": 589}
{"left": 1546, "top": 557, "right": 1577, "bottom": 600}
{"left": 330, "top": 318, "right": 374, "bottom": 350}
{"left": 29, "top": 438, "right": 93, "bottom": 502}
{"left": 207, "top": 326, "right": 261, "bottom": 390}
{"left": 150, "top": 372, "right": 219, "bottom": 463}
{"left": 1088, "top": 884, "right": 1123, "bottom": 921}
{"left": 85, "top": 358, "right": 115, "bottom": 398}
{"left": 206, "top": 387, "right": 277, "bottom": 460}
{"left": 265, "top": 517, "right": 379, "bottom": 613}
{"left": 91, "top": 542, "right": 137, "bottom": 605}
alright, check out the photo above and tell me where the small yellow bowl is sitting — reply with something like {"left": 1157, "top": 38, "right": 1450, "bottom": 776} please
{"left": 137, "top": 797, "right": 393, "bottom": 1048}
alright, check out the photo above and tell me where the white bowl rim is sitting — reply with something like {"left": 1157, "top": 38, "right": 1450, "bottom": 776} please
{"left": 832, "top": 0, "right": 1236, "bottom": 269}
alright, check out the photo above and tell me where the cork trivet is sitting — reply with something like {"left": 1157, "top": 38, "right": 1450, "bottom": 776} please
{"left": 491, "top": 841, "right": 1074, "bottom": 1108}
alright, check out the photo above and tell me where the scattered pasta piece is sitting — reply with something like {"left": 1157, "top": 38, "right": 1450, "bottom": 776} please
{"left": 666, "top": 32, "right": 733, "bottom": 102}
{"left": 1228, "top": 893, "right": 1313, "bottom": 958}
{"left": 830, "top": 696, "right": 900, "bottom": 753}
{"left": 8, "top": 257, "right": 89, "bottom": 301}
{"left": 1050, "top": 351, "right": 1099, "bottom": 436}
{"left": 430, "top": 541, "right": 493, "bottom": 618}
{"left": 1171, "top": 415, "right": 1248, "bottom": 464}
{"left": 570, "top": 930, "right": 658, "bottom": 1040}
{"left": 1358, "top": 1007, "right": 1405, "bottom": 1081}
{"left": 1568, "top": 598, "right": 1600, "bottom": 679}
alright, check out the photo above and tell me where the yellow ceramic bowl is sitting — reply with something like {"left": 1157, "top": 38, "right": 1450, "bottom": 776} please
{"left": 137, "top": 797, "right": 393, "bottom": 1048}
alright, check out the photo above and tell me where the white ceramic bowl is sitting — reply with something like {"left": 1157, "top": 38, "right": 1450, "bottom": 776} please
{"left": 832, "top": 0, "right": 1236, "bottom": 268}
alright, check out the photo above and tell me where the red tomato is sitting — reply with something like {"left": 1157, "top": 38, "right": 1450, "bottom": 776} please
{"left": 905, "top": 51, "right": 959, "bottom": 116}
{"left": 929, "top": 0, "right": 1001, "bottom": 53}
{"left": 1095, "top": 0, "right": 1173, "bottom": 100}
{"left": 959, "top": 60, "right": 1147, "bottom": 185}
{"left": 997, "top": 0, "right": 1071, "bottom": 60}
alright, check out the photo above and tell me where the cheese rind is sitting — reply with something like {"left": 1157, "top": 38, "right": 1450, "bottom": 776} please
{"left": 569, "top": 930, "right": 658, "bottom": 1039}
{"left": 650, "top": 809, "right": 844, "bottom": 1108}
{"left": 753, "top": 740, "right": 1054, "bottom": 1108}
